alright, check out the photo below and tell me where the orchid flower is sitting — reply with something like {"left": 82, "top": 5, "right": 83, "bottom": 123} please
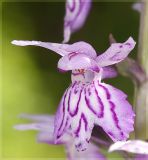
{"left": 15, "top": 114, "right": 107, "bottom": 160}
{"left": 63, "top": 0, "right": 91, "bottom": 43}
{"left": 12, "top": 37, "right": 136, "bottom": 151}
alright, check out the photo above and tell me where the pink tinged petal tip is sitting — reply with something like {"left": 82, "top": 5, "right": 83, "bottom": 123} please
{"left": 63, "top": 0, "right": 92, "bottom": 43}
{"left": 109, "top": 140, "right": 148, "bottom": 155}
{"left": 96, "top": 37, "right": 136, "bottom": 67}
{"left": 58, "top": 53, "right": 99, "bottom": 72}
{"left": 14, "top": 114, "right": 54, "bottom": 132}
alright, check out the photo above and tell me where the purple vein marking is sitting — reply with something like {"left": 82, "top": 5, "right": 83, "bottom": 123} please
{"left": 109, "top": 101, "right": 121, "bottom": 130}
{"left": 57, "top": 90, "right": 69, "bottom": 139}
{"left": 98, "top": 83, "right": 110, "bottom": 99}
{"left": 99, "top": 83, "right": 124, "bottom": 137}
{"left": 85, "top": 87, "right": 104, "bottom": 118}
{"left": 68, "top": 86, "right": 83, "bottom": 117}
{"left": 94, "top": 88, "right": 104, "bottom": 118}
{"left": 75, "top": 113, "right": 88, "bottom": 137}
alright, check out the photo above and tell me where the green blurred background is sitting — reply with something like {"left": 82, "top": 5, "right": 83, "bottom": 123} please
{"left": 1, "top": 0, "right": 139, "bottom": 159}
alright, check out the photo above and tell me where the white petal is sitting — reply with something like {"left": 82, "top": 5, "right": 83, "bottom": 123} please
{"left": 109, "top": 140, "right": 148, "bottom": 154}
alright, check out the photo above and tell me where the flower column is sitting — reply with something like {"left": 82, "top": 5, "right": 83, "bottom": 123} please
{"left": 135, "top": 0, "right": 148, "bottom": 140}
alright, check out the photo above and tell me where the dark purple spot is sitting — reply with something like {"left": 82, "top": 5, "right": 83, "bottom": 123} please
{"left": 125, "top": 42, "right": 131, "bottom": 47}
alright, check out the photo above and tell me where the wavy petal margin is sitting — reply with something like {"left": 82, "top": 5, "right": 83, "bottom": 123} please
{"left": 54, "top": 80, "right": 135, "bottom": 151}
{"left": 96, "top": 37, "right": 136, "bottom": 67}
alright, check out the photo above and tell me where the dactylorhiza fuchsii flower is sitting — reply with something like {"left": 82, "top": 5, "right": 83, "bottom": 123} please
{"left": 63, "top": 0, "right": 91, "bottom": 43}
{"left": 12, "top": 37, "right": 136, "bottom": 151}
{"left": 15, "top": 114, "right": 107, "bottom": 160}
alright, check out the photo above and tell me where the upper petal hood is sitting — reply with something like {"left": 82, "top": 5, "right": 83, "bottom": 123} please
{"left": 96, "top": 37, "right": 136, "bottom": 67}
{"left": 58, "top": 53, "right": 99, "bottom": 72}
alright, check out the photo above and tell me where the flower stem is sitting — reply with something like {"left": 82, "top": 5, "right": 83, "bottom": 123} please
{"left": 135, "top": 0, "right": 148, "bottom": 140}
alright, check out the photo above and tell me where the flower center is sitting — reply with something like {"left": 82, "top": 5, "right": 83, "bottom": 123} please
{"left": 71, "top": 69, "right": 95, "bottom": 83}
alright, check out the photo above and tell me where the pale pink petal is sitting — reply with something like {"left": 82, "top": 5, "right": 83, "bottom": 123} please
{"left": 63, "top": 0, "right": 91, "bottom": 43}
{"left": 19, "top": 113, "right": 54, "bottom": 122}
{"left": 14, "top": 122, "right": 53, "bottom": 132}
{"left": 12, "top": 40, "right": 97, "bottom": 58}
{"left": 58, "top": 53, "right": 99, "bottom": 72}
{"left": 109, "top": 140, "right": 148, "bottom": 155}
{"left": 102, "top": 66, "right": 117, "bottom": 79}
{"left": 96, "top": 37, "right": 136, "bottom": 67}
{"left": 94, "top": 82, "right": 135, "bottom": 142}
{"left": 14, "top": 114, "right": 54, "bottom": 137}
{"left": 11, "top": 40, "right": 70, "bottom": 56}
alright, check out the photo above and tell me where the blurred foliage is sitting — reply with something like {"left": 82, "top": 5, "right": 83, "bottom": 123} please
{"left": 1, "top": 0, "right": 139, "bottom": 159}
